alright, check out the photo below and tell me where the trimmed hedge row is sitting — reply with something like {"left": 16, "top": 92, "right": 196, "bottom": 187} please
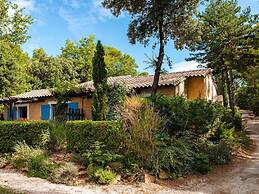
{"left": 66, "top": 121, "right": 121, "bottom": 154}
{"left": 0, "top": 121, "right": 52, "bottom": 153}
{"left": 0, "top": 120, "right": 121, "bottom": 154}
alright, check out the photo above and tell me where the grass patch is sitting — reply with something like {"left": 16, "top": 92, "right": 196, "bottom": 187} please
{"left": 0, "top": 186, "right": 16, "bottom": 194}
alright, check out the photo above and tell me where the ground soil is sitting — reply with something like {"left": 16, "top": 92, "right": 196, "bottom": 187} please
{"left": 0, "top": 117, "right": 258, "bottom": 194}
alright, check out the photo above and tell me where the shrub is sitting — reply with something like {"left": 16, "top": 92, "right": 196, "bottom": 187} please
{"left": 151, "top": 95, "right": 189, "bottom": 136}
{"left": 117, "top": 97, "right": 164, "bottom": 168}
{"left": 27, "top": 154, "right": 57, "bottom": 179}
{"left": 0, "top": 121, "right": 52, "bottom": 153}
{"left": 206, "top": 141, "right": 232, "bottom": 165}
{"left": 157, "top": 136, "right": 196, "bottom": 177}
{"left": 48, "top": 121, "right": 67, "bottom": 151}
{"left": 66, "top": 120, "right": 121, "bottom": 155}
{"left": 0, "top": 154, "right": 9, "bottom": 169}
{"left": 86, "top": 164, "right": 116, "bottom": 184}
{"left": 150, "top": 95, "right": 243, "bottom": 137}
{"left": 10, "top": 143, "right": 45, "bottom": 169}
{"left": 49, "top": 162, "right": 79, "bottom": 184}
{"left": 82, "top": 141, "right": 123, "bottom": 167}
{"left": 236, "top": 86, "right": 259, "bottom": 115}
{"left": 10, "top": 143, "right": 57, "bottom": 179}
{"left": 95, "top": 169, "right": 117, "bottom": 184}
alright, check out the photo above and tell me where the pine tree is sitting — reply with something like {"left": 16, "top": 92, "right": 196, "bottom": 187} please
{"left": 92, "top": 41, "right": 108, "bottom": 121}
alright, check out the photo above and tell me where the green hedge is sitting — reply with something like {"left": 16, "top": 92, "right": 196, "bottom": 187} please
{"left": 0, "top": 121, "right": 52, "bottom": 153}
{"left": 0, "top": 121, "right": 122, "bottom": 154}
{"left": 66, "top": 121, "right": 122, "bottom": 154}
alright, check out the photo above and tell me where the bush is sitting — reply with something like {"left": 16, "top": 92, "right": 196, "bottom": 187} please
{"left": 236, "top": 86, "right": 259, "bottom": 115}
{"left": 0, "top": 154, "right": 9, "bottom": 169}
{"left": 82, "top": 141, "right": 123, "bottom": 167}
{"left": 10, "top": 143, "right": 58, "bottom": 179}
{"left": 86, "top": 164, "right": 117, "bottom": 184}
{"left": 206, "top": 141, "right": 232, "bottom": 165}
{"left": 10, "top": 143, "right": 45, "bottom": 169}
{"left": 0, "top": 121, "right": 52, "bottom": 153}
{"left": 49, "top": 162, "right": 79, "bottom": 184}
{"left": 95, "top": 169, "right": 117, "bottom": 184}
{"left": 150, "top": 95, "right": 242, "bottom": 137}
{"left": 27, "top": 154, "right": 57, "bottom": 179}
{"left": 66, "top": 120, "right": 121, "bottom": 155}
{"left": 117, "top": 97, "right": 164, "bottom": 168}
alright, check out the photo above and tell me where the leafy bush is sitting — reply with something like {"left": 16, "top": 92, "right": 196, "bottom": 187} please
{"left": 94, "top": 169, "right": 117, "bottom": 184}
{"left": 107, "top": 84, "right": 128, "bottom": 120}
{"left": 10, "top": 143, "right": 57, "bottom": 179}
{"left": 117, "top": 97, "right": 164, "bottom": 168}
{"left": 151, "top": 95, "right": 189, "bottom": 136}
{"left": 49, "top": 162, "right": 79, "bottom": 184}
{"left": 10, "top": 143, "right": 45, "bottom": 169}
{"left": 150, "top": 95, "right": 242, "bottom": 137}
{"left": 236, "top": 86, "right": 259, "bottom": 115}
{"left": 205, "top": 141, "right": 232, "bottom": 165}
{"left": 66, "top": 120, "right": 121, "bottom": 155}
{"left": 86, "top": 164, "right": 117, "bottom": 184}
{"left": 157, "top": 135, "right": 213, "bottom": 177}
{"left": 82, "top": 141, "right": 123, "bottom": 167}
{"left": 0, "top": 121, "right": 52, "bottom": 153}
{"left": 0, "top": 154, "right": 9, "bottom": 169}
{"left": 27, "top": 154, "right": 57, "bottom": 179}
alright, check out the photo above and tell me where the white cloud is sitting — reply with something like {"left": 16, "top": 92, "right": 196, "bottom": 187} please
{"left": 59, "top": 0, "right": 123, "bottom": 37}
{"left": 171, "top": 61, "right": 205, "bottom": 72}
{"left": 63, "top": 0, "right": 82, "bottom": 9}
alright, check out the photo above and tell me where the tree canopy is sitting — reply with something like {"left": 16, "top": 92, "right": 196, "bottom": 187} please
{"left": 0, "top": 0, "right": 32, "bottom": 44}
{"left": 103, "top": 0, "right": 201, "bottom": 95}
{"left": 61, "top": 35, "right": 139, "bottom": 83}
{"left": 0, "top": 0, "right": 32, "bottom": 98}
{"left": 186, "top": 0, "right": 258, "bottom": 114}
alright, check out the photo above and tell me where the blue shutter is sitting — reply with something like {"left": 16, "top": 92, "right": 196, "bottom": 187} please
{"left": 7, "top": 108, "right": 17, "bottom": 121}
{"left": 13, "top": 107, "right": 17, "bottom": 121}
{"left": 41, "top": 104, "right": 50, "bottom": 120}
{"left": 68, "top": 102, "right": 78, "bottom": 110}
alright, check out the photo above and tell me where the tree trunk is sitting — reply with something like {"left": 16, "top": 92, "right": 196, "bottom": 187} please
{"left": 226, "top": 70, "right": 235, "bottom": 115}
{"left": 221, "top": 70, "right": 228, "bottom": 107}
{"left": 151, "top": 21, "right": 165, "bottom": 96}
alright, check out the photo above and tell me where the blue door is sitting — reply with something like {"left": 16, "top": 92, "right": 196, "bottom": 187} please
{"left": 68, "top": 102, "right": 78, "bottom": 110}
{"left": 41, "top": 104, "right": 50, "bottom": 120}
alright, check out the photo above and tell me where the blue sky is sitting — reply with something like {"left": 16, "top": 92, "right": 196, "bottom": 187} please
{"left": 13, "top": 0, "right": 259, "bottom": 73}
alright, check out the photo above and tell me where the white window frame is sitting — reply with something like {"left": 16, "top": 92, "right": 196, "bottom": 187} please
{"left": 48, "top": 101, "right": 57, "bottom": 120}
{"left": 15, "top": 104, "right": 29, "bottom": 120}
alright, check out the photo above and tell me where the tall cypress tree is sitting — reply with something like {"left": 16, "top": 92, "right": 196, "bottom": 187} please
{"left": 92, "top": 41, "right": 108, "bottom": 120}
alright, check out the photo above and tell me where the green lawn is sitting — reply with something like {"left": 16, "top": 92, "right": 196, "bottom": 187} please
{"left": 0, "top": 186, "right": 15, "bottom": 194}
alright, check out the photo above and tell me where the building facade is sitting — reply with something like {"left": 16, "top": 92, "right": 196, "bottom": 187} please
{"left": 0, "top": 69, "right": 218, "bottom": 121}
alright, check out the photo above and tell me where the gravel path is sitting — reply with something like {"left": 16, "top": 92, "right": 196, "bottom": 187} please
{"left": 0, "top": 116, "right": 258, "bottom": 194}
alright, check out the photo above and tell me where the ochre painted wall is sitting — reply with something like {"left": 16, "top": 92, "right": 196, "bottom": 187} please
{"left": 3, "top": 96, "right": 86, "bottom": 120}
{"left": 185, "top": 77, "right": 206, "bottom": 100}
{"left": 3, "top": 76, "right": 212, "bottom": 121}
{"left": 139, "top": 86, "right": 175, "bottom": 96}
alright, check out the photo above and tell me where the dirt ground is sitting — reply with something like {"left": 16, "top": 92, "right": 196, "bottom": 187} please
{"left": 0, "top": 117, "right": 258, "bottom": 194}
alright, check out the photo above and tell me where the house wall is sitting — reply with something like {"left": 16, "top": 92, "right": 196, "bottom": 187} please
{"left": 139, "top": 86, "right": 175, "bottom": 96}
{"left": 3, "top": 76, "right": 217, "bottom": 121}
{"left": 3, "top": 96, "right": 85, "bottom": 120}
{"left": 185, "top": 76, "right": 206, "bottom": 100}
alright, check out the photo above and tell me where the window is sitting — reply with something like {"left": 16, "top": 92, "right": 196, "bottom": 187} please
{"left": 50, "top": 104, "right": 57, "bottom": 120}
{"left": 18, "top": 106, "right": 28, "bottom": 119}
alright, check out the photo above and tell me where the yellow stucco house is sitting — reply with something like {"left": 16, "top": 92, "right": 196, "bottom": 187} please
{"left": 0, "top": 69, "right": 218, "bottom": 121}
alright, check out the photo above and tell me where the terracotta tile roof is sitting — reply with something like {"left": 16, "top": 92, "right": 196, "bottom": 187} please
{"left": 11, "top": 89, "right": 53, "bottom": 99}
{"left": 80, "top": 68, "right": 211, "bottom": 91}
{"left": 5, "top": 68, "right": 211, "bottom": 100}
